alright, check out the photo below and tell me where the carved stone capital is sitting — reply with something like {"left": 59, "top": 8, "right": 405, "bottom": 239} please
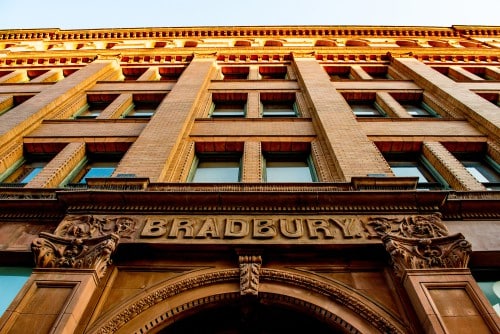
{"left": 31, "top": 232, "right": 119, "bottom": 279}
{"left": 382, "top": 233, "right": 472, "bottom": 278}
{"left": 238, "top": 253, "right": 262, "bottom": 297}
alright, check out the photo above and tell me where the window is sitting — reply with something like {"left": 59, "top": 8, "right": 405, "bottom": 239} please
{"left": 123, "top": 94, "right": 165, "bottom": 119}
{"left": 463, "top": 67, "right": 497, "bottom": 80}
{"left": 361, "top": 66, "right": 393, "bottom": 80}
{"left": 221, "top": 67, "right": 249, "bottom": 80}
{"left": 63, "top": 154, "right": 121, "bottom": 186}
{"left": 324, "top": 66, "right": 353, "bottom": 80}
{"left": 159, "top": 67, "right": 185, "bottom": 81}
{"left": 210, "top": 93, "right": 247, "bottom": 118}
{"left": 0, "top": 95, "right": 34, "bottom": 116}
{"left": 0, "top": 154, "right": 54, "bottom": 185}
{"left": 350, "top": 102, "right": 385, "bottom": 117}
{"left": 262, "top": 142, "right": 316, "bottom": 182}
{"left": 0, "top": 267, "right": 31, "bottom": 317}
{"left": 121, "top": 67, "right": 148, "bottom": 81}
{"left": 455, "top": 154, "right": 500, "bottom": 190}
{"left": 190, "top": 154, "right": 241, "bottom": 183}
{"left": 76, "top": 94, "right": 118, "bottom": 119}
{"left": 477, "top": 281, "right": 500, "bottom": 316}
{"left": 261, "top": 92, "right": 297, "bottom": 117}
{"left": 385, "top": 153, "right": 448, "bottom": 190}
{"left": 259, "top": 66, "right": 287, "bottom": 80}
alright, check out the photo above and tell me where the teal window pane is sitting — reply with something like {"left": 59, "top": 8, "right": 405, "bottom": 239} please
{"left": 478, "top": 281, "right": 500, "bottom": 316}
{"left": 262, "top": 103, "right": 296, "bottom": 117}
{"left": 19, "top": 166, "right": 44, "bottom": 183}
{"left": 192, "top": 161, "right": 240, "bottom": 183}
{"left": 79, "top": 167, "right": 115, "bottom": 183}
{"left": 0, "top": 267, "right": 31, "bottom": 316}
{"left": 266, "top": 161, "right": 313, "bottom": 182}
{"left": 391, "top": 166, "right": 429, "bottom": 183}
{"left": 351, "top": 104, "right": 382, "bottom": 117}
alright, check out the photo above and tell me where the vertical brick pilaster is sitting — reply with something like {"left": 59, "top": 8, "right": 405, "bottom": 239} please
{"left": 350, "top": 65, "right": 372, "bottom": 80}
{"left": 137, "top": 67, "right": 159, "bottom": 81}
{"left": 166, "top": 141, "right": 195, "bottom": 182}
{"left": 0, "top": 142, "right": 23, "bottom": 175}
{"left": 242, "top": 141, "right": 262, "bottom": 183}
{"left": 114, "top": 57, "right": 216, "bottom": 181}
{"left": 293, "top": 57, "right": 392, "bottom": 181}
{"left": 30, "top": 69, "right": 63, "bottom": 83}
{"left": 391, "top": 57, "right": 500, "bottom": 140}
{"left": 246, "top": 92, "right": 260, "bottom": 118}
{"left": 248, "top": 66, "right": 260, "bottom": 80}
{"left": 0, "top": 95, "right": 13, "bottom": 114}
{"left": 26, "top": 142, "right": 86, "bottom": 188}
{"left": 376, "top": 92, "right": 412, "bottom": 118}
{"left": 311, "top": 140, "right": 341, "bottom": 182}
{"left": 96, "top": 94, "right": 133, "bottom": 119}
{"left": 422, "top": 141, "right": 485, "bottom": 191}
{"left": 0, "top": 70, "right": 28, "bottom": 83}
{"left": 0, "top": 59, "right": 120, "bottom": 149}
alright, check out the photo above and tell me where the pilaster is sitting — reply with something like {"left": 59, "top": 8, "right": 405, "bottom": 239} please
{"left": 242, "top": 141, "right": 262, "bottom": 182}
{"left": 114, "top": 56, "right": 216, "bottom": 181}
{"left": 292, "top": 56, "right": 392, "bottom": 180}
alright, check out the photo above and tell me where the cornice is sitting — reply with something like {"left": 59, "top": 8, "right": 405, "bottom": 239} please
{"left": 0, "top": 25, "right": 498, "bottom": 42}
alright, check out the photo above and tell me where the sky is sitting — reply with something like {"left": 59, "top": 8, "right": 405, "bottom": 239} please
{"left": 0, "top": 0, "right": 498, "bottom": 30}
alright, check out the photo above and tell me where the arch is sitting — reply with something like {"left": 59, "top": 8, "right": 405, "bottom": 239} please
{"left": 427, "top": 40, "right": 451, "bottom": 48}
{"left": 345, "top": 39, "right": 369, "bottom": 47}
{"left": 86, "top": 268, "right": 408, "bottom": 334}
{"left": 315, "top": 39, "right": 337, "bottom": 47}
{"left": 264, "top": 40, "right": 284, "bottom": 47}
{"left": 234, "top": 40, "right": 252, "bottom": 47}
{"left": 395, "top": 40, "right": 420, "bottom": 47}
{"left": 183, "top": 40, "right": 198, "bottom": 47}
{"left": 459, "top": 41, "right": 483, "bottom": 48}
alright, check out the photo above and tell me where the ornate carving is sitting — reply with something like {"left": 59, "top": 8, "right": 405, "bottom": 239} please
{"left": 55, "top": 215, "right": 137, "bottom": 239}
{"left": 368, "top": 213, "right": 448, "bottom": 238}
{"left": 31, "top": 232, "right": 119, "bottom": 278}
{"left": 239, "top": 254, "right": 262, "bottom": 296}
{"left": 382, "top": 233, "right": 471, "bottom": 278}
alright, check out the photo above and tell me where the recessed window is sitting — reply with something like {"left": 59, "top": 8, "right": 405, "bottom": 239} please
{"left": 121, "top": 67, "right": 148, "bottom": 81}
{"left": 76, "top": 94, "right": 118, "bottom": 119}
{"left": 123, "top": 94, "right": 165, "bottom": 119}
{"left": 159, "top": 67, "right": 185, "bottom": 80}
{"left": 65, "top": 155, "right": 121, "bottom": 186}
{"left": 324, "top": 66, "right": 353, "bottom": 80}
{"left": 221, "top": 67, "right": 249, "bottom": 80}
{"left": 264, "top": 40, "right": 283, "bottom": 47}
{"left": 391, "top": 94, "right": 439, "bottom": 118}
{"left": 190, "top": 154, "right": 242, "bottom": 183}
{"left": 0, "top": 154, "right": 54, "bottom": 185}
{"left": 350, "top": 103, "right": 385, "bottom": 117}
{"left": 261, "top": 92, "right": 297, "bottom": 117}
{"left": 455, "top": 153, "right": 500, "bottom": 190}
{"left": 262, "top": 142, "right": 316, "bottom": 182}
{"left": 385, "top": 153, "right": 448, "bottom": 190}
{"left": 259, "top": 66, "right": 287, "bottom": 80}
{"left": 0, "top": 267, "right": 31, "bottom": 316}
{"left": 211, "top": 93, "right": 247, "bottom": 118}
{"left": 462, "top": 67, "right": 497, "bottom": 80}
{"left": 361, "top": 66, "right": 392, "bottom": 80}
{"left": 0, "top": 95, "right": 34, "bottom": 116}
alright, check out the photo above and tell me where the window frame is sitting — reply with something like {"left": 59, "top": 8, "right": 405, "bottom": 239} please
{"left": 188, "top": 153, "right": 242, "bottom": 183}
{"left": 263, "top": 152, "right": 317, "bottom": 183}
{"left": 455, "top": 154, "right": 500, "bottom": 190}
{"left": 349, "top": 101, "right": 386, "bottom": 117}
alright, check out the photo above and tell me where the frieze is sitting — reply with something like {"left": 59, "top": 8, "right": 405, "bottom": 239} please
{"left": 50, "top": 213, "right": 450, "bottom": 245}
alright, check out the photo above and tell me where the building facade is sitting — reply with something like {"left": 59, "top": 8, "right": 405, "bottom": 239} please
{"left": 0, "top": 25, "right": 499, "bottom": 333}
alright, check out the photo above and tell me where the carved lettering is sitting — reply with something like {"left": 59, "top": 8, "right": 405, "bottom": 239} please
{"left": 141, "top": 219, "right": 168, "bottom": 237}
{"left": 306, "top": 219, "right": 335, "bottom": 239}
{"left": 224, "top": 219, "right": 249, "bottom": 238}
{"left": 253, "top": 219, "right": 277, "bottom": 239}
{"left": 195, "top": 218, "right": 221, "bottom": 239}
{"left": 333, "top": 218, "right": 364, "bottom": 239}
{"left": 169, "top": 219, "right": 194, "bottom": 238}
{"left": 279, "top": 219, "right": 304, "bottom": 238}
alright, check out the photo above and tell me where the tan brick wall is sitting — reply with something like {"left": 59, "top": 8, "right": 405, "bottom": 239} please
{"left": 26, "top": 142, "right": 86, "bottom": 188}
{"left": 391, "top": 57, "right": 500, "bottom": 141}
{"left": 422, "top": 141, "right": 485, "bottom": 191}
{"left": 0, "top": 60, "right": 121, "bottom": 150}
{"left": 246, "top": 92, "right": 260, "bottom": 118}
{"left": 242, "top": 141, "right": 262, "bottom": 182}
{"left": 97, "top": 94, "right": 133, "bottom": 119}
{"left": 190, "top": 119, "right": 315, "bottom": 137}
{"left": 376, "top": 92, "right": 412, "bottom": 118}
{"left": 293, "top": 57, "right": 392, "bottom": 180}
{"left": 0, "top": 142, "right": 23, "bottom": 175}
{"left": 114, "top": 57, "right": 216, "bottom": 181}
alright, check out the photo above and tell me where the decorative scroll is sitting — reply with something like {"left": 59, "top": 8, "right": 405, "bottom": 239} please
{"left": 368, "top": 213, "right": 448, "bottom": 238}
{"left": 55, "top": 215, "right": 137, "bottom": 239}
{"left": 381, "top": 233, "right": 471, "bottom": 278}
{"left": 239, "top": 253, "right": 262, "bottom": 297}
{"left": 31, "top": 232, "right": 119, "bottom": 278}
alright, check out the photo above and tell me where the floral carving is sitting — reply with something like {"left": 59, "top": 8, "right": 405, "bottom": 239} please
{"left": 31, "top": 232, "right": 119, "bottom": 278}
{"left": 239, "top": 254, "right": 262, "bottom": 296}
{"left": 368, "top": 213, "right": 448, "bottom": 238}
{"left": 55, "top": 215, "right": 137, "bottom": 239}
{"left": 382, "top": 233, "right": 471, "bottom": 278}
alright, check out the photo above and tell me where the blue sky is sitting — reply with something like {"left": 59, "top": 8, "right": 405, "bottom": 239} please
{"left": 0, "top": 0, "right": 498, "bottom": 29}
